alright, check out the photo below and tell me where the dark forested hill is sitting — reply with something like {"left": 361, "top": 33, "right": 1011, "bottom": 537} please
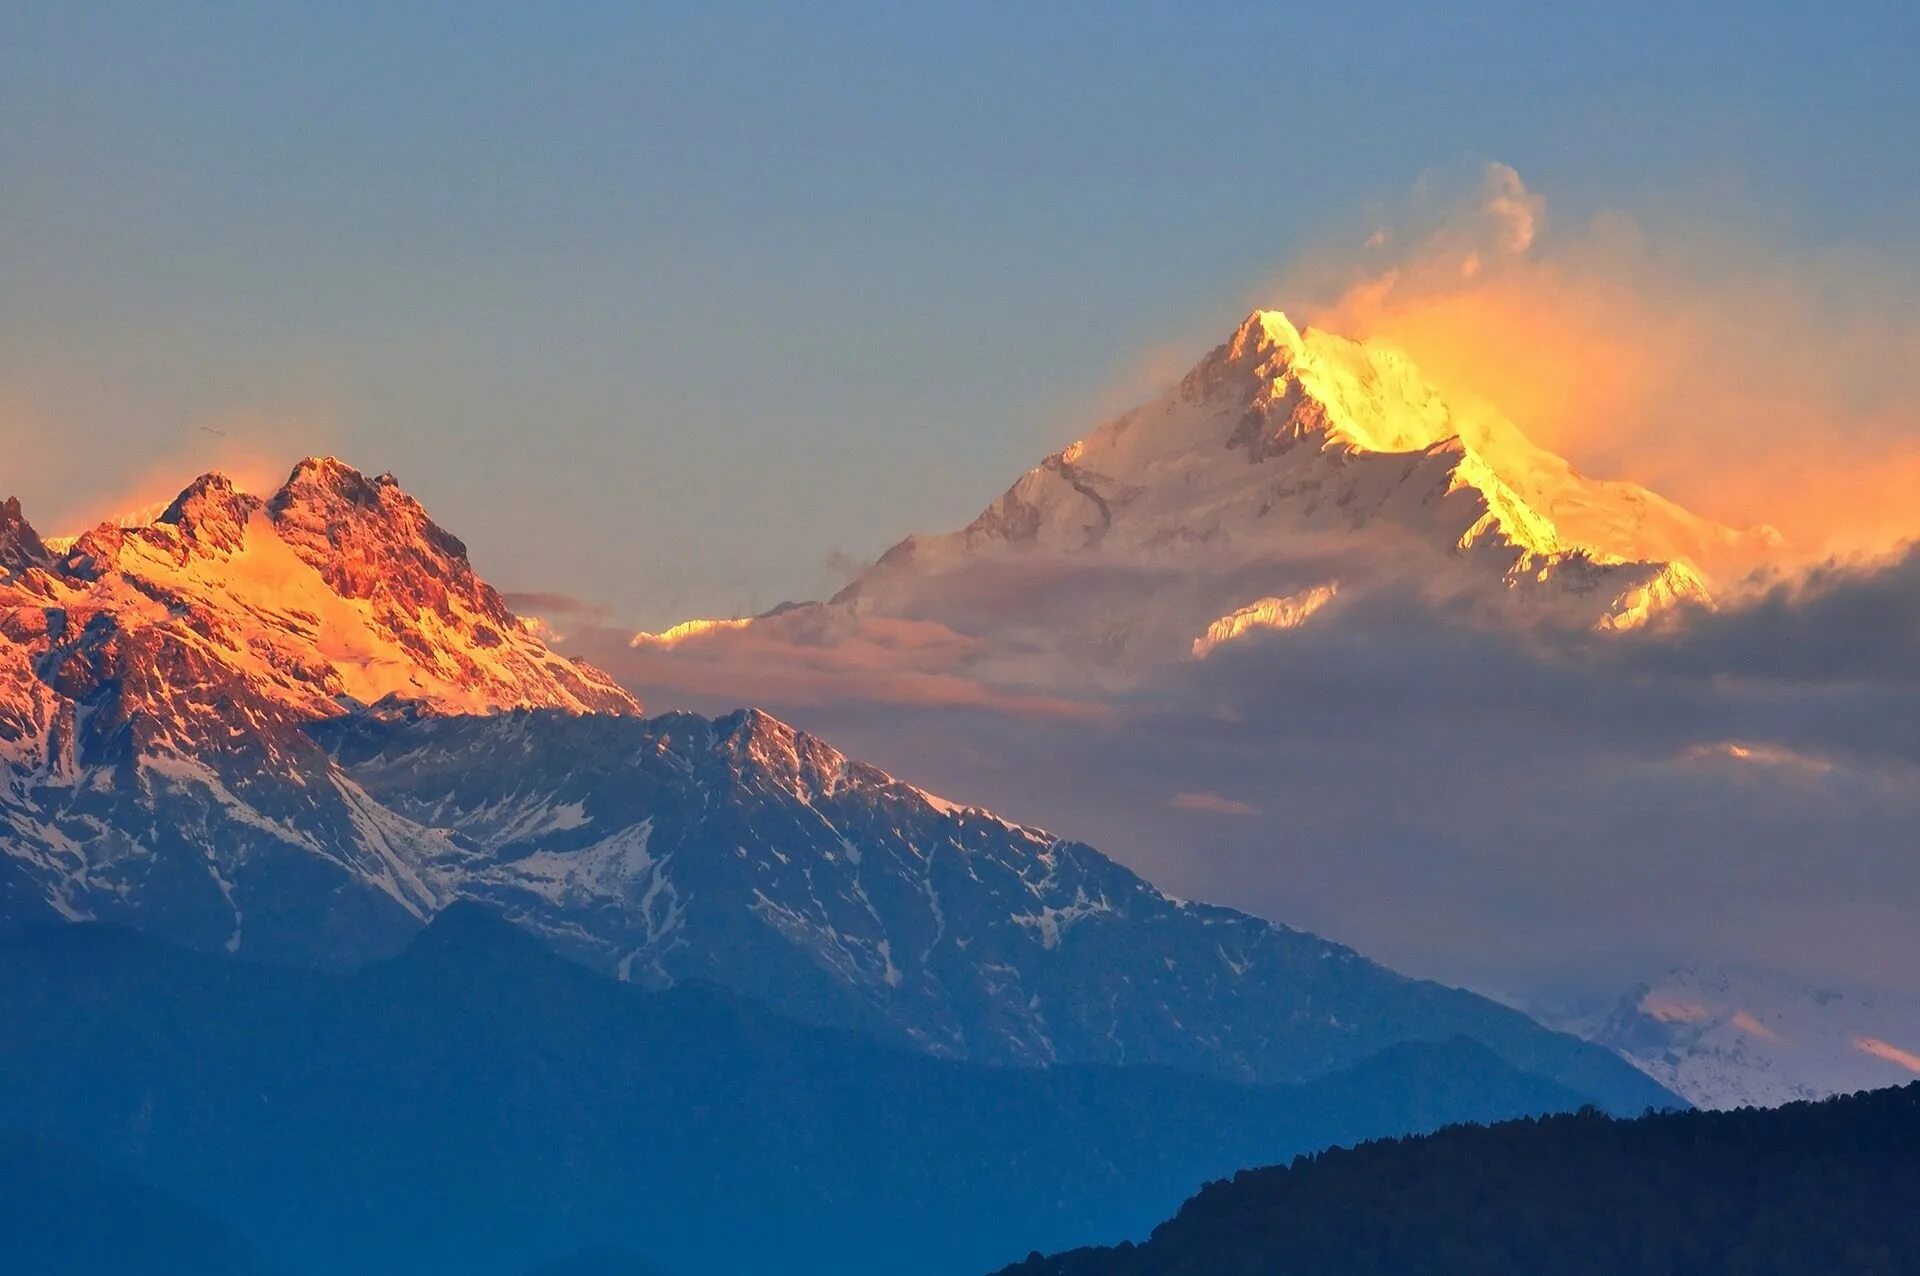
{"left": 1000, "top": 1084, "right": 1920, "bottom": 1276}
{"left": 0, "top": 907, "right": 1595, "bottom": 1276}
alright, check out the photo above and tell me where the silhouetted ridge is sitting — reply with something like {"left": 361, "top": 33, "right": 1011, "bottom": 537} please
{"left": 0, "top": 911, "right": 1600, "bottom": 1275}
{"left": 1001, "top": 1083, "right": 1920, "bottom": 1276}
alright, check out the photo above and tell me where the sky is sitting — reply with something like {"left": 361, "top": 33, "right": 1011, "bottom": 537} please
{"left": 5, "top": 1, "right": 1920, "bottom": 627}
{"left": 7, "top": 2, "right": 1920, "bottom": 1008}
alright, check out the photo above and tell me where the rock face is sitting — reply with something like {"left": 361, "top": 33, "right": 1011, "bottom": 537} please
{"left": 0, "top": 457, "right": 1671, "bottom": 1114}
{"left": 0, "top": 496, "right": 51, "bottom": 575}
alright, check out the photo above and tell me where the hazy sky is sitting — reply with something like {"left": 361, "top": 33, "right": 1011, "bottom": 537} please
{"left": 5, "top": 2, "right": 1919, "bottom": 626}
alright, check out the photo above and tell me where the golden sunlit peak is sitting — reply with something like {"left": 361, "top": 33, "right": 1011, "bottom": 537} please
{"left": 1217, "top": 309, "right": 1468, "bottom": 458}
{"left": 1229, "top": 309, "right": 1306, "bottom": 358}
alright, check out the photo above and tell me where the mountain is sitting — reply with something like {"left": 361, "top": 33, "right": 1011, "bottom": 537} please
{"left": 0, "top": 909, "right": 1598, "bottom": 1275}
{"left": 848, "top": 311, "right": 1719, "bottom": 617}
{"left": 0, "top": 460, "right": 1672, "bottom": 1112}
{"left": 635, "top": 311, "right": 1751, "bottom": 683}
{"left": 524, "top": 1251, "right": 669, "bottom": 1276}
{"left": 998, "top": 1083, "right": 1920, "bottom": 1276}
{"left": 0, "top": 495, "right": 52, "bottom": 574}
{"left": 1543, "top": 966, "right": 1920, "bottom": 1110}
{"left": 0, "top": 1131, "right": 268, "bottom": 1276}
{"left": 0, "top": 458, "right": 638, "bottom": 963}
{"left": 314, "top": 704, "right": 1672, "bottom": 1108}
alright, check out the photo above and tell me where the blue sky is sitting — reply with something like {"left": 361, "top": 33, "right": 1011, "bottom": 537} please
{"left": 4, "top": 1, "right": 1917, "bottom": 624}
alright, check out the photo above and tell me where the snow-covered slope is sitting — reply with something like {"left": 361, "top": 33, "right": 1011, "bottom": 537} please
{"left": 1548, "top": 967, "right": 1920, "bottom": 1109}
{"left": 0, "top": 459, "right": 1670, "bottom": 1112}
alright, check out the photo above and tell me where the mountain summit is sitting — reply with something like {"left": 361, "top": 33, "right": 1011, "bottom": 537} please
{"left": 1, "top": 457, "right": 637, "bottom": 738}
{"left": 843, "top": 310, "right": 1722, "bottom": 632}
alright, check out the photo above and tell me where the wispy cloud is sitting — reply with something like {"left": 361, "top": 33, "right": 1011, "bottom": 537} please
{"left": 1170, "top": 790, "right": 1260, "bottom": 817}
{"left": 1853, "top": 1035, "right": 1920, "bottom": 1074}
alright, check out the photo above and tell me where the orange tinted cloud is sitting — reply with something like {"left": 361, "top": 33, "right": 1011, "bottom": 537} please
{"left": 1853, "top": 1034, "right": 1920, "bottom": 1074}
{"left": 1170, "top": 790, "right": 1260, "bottom": 817}
{"left": 1282, "top": 165, "right": 1920, "bottom": 569}
{"left": 604, "top": 610, "right": 1117, "bottom": 724}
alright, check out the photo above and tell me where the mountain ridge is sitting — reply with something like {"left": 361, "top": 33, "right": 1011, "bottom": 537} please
{"left": 0, "top": 909, "right": 1605, "bottom": 1275}
{"left": 0, "top": 456, "right": 1671, "bottom": 1112}
{"left": 999, "top": 1083, "right": 1920, "bottom": 1275}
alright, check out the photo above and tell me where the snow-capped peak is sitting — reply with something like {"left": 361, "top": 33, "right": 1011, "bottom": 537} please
{"left": 0, "top": 459, "right": 639, "bottom": 770}
{"left": 819, "top": 309, "right": 1718, "bottom": 657}
{"left": 0, "top": 496, "right": 51, "bottom": 576}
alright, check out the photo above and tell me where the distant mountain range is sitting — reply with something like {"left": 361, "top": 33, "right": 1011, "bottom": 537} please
{"left": 0, "top": 1131, "right": 268, "bottom": 1276}
{"left": 1539, "top": 966, "right": 1920, "bottom": 1110}
{"left": 0, "top": 457, "right": 1670, "bottom": 1114}
{"left": 1000, "top": 1082, "right": 1920, "bottom": 1275}
{"left": 0, "top": 908, "right": 1597, "bottom": 1275}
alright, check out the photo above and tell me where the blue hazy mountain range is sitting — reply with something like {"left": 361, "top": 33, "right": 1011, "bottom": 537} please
{"left": 0, "top": 908, "right": 1597, "bottom": 1274}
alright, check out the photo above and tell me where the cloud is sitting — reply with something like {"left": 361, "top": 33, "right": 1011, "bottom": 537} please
{"left": 1170, "top": 790, "right": 1260, "bottom": 817}
{"left": 1279, "top": 163, "right": 1920, "bottom": 567}
{"left": 1853, "top": 1036, "right": 1920, "bottom": 1074}
{"left": 1730, "top": 1011, "right": 1784, "bottom": 1044}
{"left": 502, "top": 591, "right": 613, "bottom": 624}
{"left": 1479, "top": 162, "right": 1543, "bottom": 257}
{"left": 824, "top": 548, "right": 873, "bottom": 581}
{"left": 1623, "top": 542, "right": 1920, "bottom": 688}
{"left": 647, "top": 548, "right": 1920, "bottom": 1005}
{"left": 578, "top": 605, "right": 1115, "bottom": 724}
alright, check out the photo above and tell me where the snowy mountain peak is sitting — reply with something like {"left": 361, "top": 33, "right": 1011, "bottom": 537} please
{"left": 711, "top": 705, "right": 885, "bottom": 803}
{"left": 814, "top": 310, "right": 1718, "bottom": 664}
{"left": 0, "top": 459, "right": 639, "bottom": 774}
{"left": 157, "top": 472, "right": 260, "bottom": 554}
{"left": 265, "top": 456, "right": 511, "bottom": 625}
{"left": 1224, "top": 308, "right": 1305, "bottom": 362}
{"left": 0, "top": 496, "right": 50, "bottom": 576}
{"left": 1205, "top": 308, "right": 1467, "bottom": 460}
